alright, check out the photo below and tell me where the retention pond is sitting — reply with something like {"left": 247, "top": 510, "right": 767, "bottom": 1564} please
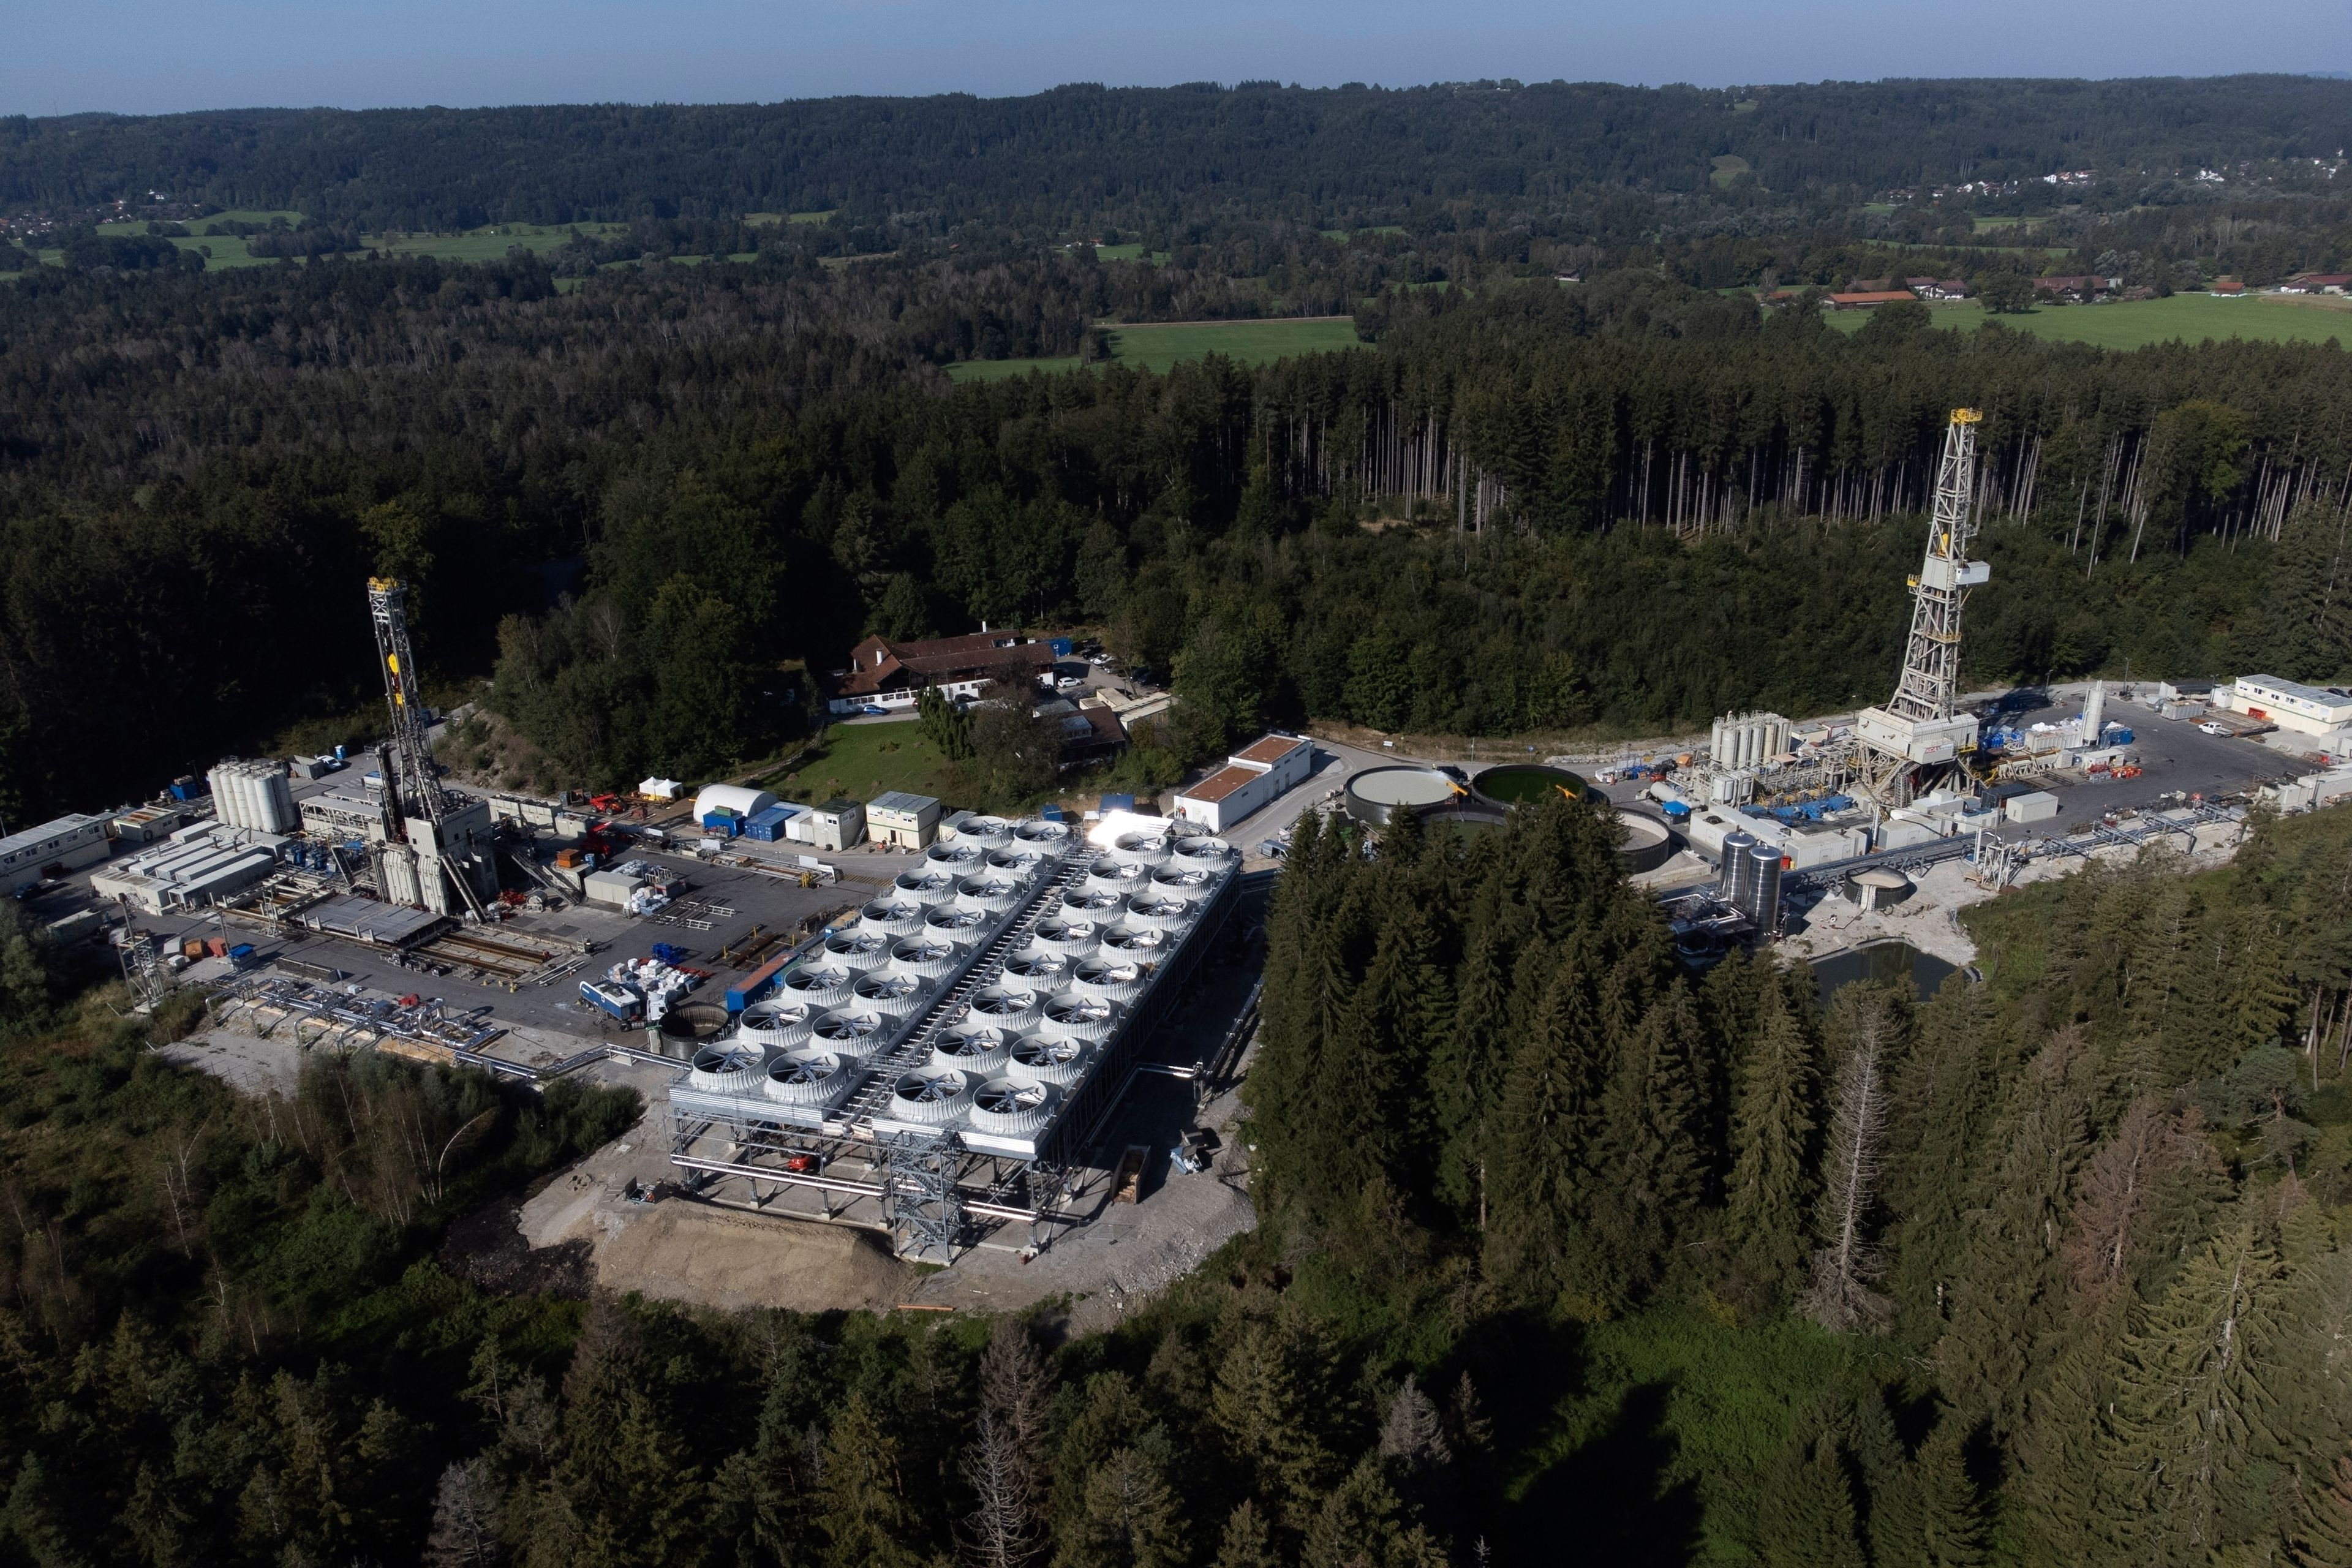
{"left": 1811, "top": 940, "right": 1957, "bottom": 1003}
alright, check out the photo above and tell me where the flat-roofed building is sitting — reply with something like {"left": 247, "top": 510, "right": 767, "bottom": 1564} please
{"left": 867, "top": 791, "right": 941, "bottom": 850}
{"left": 2223, "top": 675, "right": 2352, "bottom": 737}
{"left": 0, "top": 813, "right": 110, "bottom": 894}
{"left": 1171, "top": 733, "right": 1315, "bottom": 832}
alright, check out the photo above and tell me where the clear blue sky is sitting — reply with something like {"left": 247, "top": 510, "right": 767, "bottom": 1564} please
{"left": 5, "top": 0, "right": 2346, "bottom": 117}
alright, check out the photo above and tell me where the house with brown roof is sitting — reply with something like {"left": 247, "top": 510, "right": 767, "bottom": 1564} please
{"left": 1171, "top": 733, "right": 1315, "bottom": 832}
{"left": 1828, "top": 290, "right": 1918, "bottom": 311}
{"left": 826, "top": 630, "right": 1058, "bottom": 715}
{"left": 2282, "top": 273, "right": 2352, "bottom": 294}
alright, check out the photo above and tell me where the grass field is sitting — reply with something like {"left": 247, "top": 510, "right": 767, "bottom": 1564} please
{"left": 1828, "top": 291, "right": 2351, "bottom": 350}
{"left": 1709, "top": 155, "right": 1752, "bottom": 189}
{"left": 946, "top": 316, "right": 1362, "bottom": 381}
{"left": 753, "top": 720, "right": 957, "bottom": 805}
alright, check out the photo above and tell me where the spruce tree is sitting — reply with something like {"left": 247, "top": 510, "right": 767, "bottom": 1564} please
{"left": 2003, "top": 1298, "right": 2129, "bottom": 1566}
{"left": 1801, "top": 990, "right": 1896, "bottom": 1333}
{"left": 1058, "top": 1449, "right": 1183, "bottom": 1568}
{"left": 1211, "top": 1501, "right": 1278, "bottom": 1568}
{"left": 1755, "top": 1434, "right": 1868, "bottom": 1568}
{"left": 1883, "top": 979, "right": 2006, "bottom": 1352}
{"left": 2293, "top": 1452, "right": 2352, "bottom": 1568}
{"left": 816, "top": 1393, "right": 921, "bottom": 1568}
{"left": 1430, "top": 911, "right": 1510, "bottom": 1224}
{"left": 1725, "top": 978, "right": 1822, "bottom": 1299}
{"left": 1208, "top": 1316, "right": 1336, "bottom": 1529}
{"left": 2241, "top": 499, "right": 2352, "bottom": 680}
{"left": 1591, "top": 979, "right": 1711, "bottom": 1287}
{"left": 1483, "top": 961, "right": 1615, "bottom": 1310}
{"left": 2105, "top": 1219, "right": 2290, "bottom": 1565}
{"left": 1936, "top": 1035, "right": 2096, "bottom": 1433}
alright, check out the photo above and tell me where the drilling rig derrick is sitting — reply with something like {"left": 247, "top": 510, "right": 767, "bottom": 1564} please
{"left": 366, "top": 578, "right": 497, "bottom": 919}
{"left": 1853, "top": 409, "right": 1990, "bottom": 809}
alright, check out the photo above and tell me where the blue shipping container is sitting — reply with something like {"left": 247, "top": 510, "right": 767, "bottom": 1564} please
{"left": 701, "top": 810, "right": 739, "bottom": 837}
{"left": 1049, "top": 637, "right": 1074, "bottom": 657}
{"left": 1100, "top": 792, "right": 1136, "bottom": 813}
{"left": 1040, "top": 804, "right": 1066, "bottom": 822}
{"left": 744, "top": 805, "right": 791, "bottom": 842}
{"left": 2106, "top": 726, "right": 2135, "bottom": 745}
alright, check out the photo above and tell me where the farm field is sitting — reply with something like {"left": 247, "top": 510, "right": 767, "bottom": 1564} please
{"left": 946, "top": 315, "right": 1361, "bottom": 381}
{"left": 1828, "top": 291, "right": 2351, "bottom": 350}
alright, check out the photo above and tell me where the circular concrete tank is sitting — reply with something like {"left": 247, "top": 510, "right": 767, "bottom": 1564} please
{"left": 1614, "top": 809, "right": 1675, "bottom": 873}
{"left": 1344, "top": 765, "right": 1463, "bottom": 827}
{"left": 1843, "top": 867, "right": 1915, "bottom": 913}
{"left": 1471, "top": 763, "right": 1589, "bottom": 808}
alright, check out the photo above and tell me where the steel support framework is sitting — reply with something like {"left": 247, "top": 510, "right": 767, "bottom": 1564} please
{"left": 1857, "top": 410, "right": 1985, "bottom": 806}
{"left": 666, "top": 861, "right": 1246, "bottom": 1259}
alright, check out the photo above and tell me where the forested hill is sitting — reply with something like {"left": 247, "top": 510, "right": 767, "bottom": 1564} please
{"left": 6, "top": 75, "right": 2351, "bottom": 230}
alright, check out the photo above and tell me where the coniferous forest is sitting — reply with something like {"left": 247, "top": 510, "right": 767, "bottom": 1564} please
{"left": 4, "top": 74, "right": 2352, "bottom": 1567}
{"left": 6, "top": 798, "right": 2352, "bottom": 1564}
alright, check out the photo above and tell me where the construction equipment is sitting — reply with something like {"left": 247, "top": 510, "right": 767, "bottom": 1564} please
{"left": 366, "top": 579, "right": 498, "bottom": 920}
{"left": 1855, "top": 410, "right": 1989, "bottom": 807}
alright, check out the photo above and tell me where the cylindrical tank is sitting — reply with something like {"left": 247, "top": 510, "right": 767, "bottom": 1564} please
{"left": 1844, "top": 867, "right": 1914, "bottom": 913}
{"left": 1719, "top": 831, "right": 1755, "bottom": 903}
{"left": 660, "top": 1003, "right": 731, "bottom": 1044}
{"left": 258, "top": 767, "right": 296, "bottom": 833}
{"left": 1613, "top": 809, "right": 1674, "bottom": 873}
{"left": 1746, "top": 842, "right": 1785, "bottom": 929}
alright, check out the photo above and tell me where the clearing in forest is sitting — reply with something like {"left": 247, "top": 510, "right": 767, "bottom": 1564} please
{"left": 1831, "top": 291, "right": 2350, "bottom": 350}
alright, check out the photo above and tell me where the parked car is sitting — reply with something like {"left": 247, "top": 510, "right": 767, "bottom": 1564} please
{"left": 2198, "top": 721, "right": 2231, "bottom": 736}
{"left": 862, "top": 705, "right": 890, "bottom": 717}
